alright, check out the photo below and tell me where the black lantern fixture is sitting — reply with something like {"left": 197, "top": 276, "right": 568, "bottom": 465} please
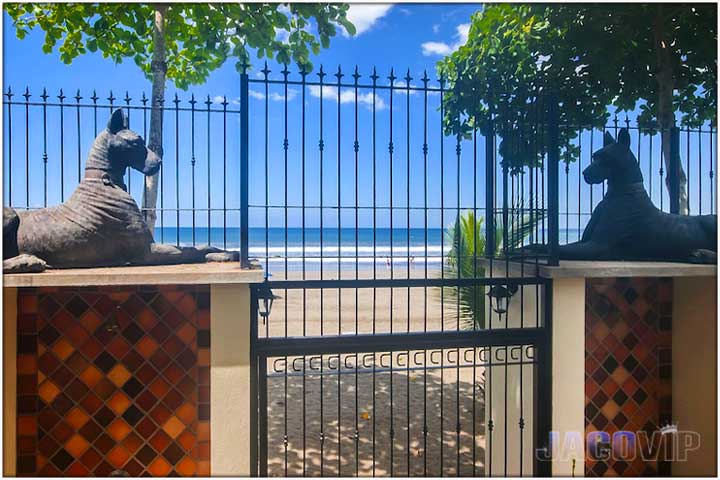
{"left": 256, "top": 282, "right": 279, "bottom": 322}
{"left": 487, "top": 284, "right": 519, "bottom": 315}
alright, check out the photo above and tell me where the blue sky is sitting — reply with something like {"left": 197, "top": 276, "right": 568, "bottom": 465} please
{"left": 3, "top": 4, "right": 715, "bottom": 234}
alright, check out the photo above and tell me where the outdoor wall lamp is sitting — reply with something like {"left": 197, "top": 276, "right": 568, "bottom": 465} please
{"left": 256, "top": 282, "right": 279, "bottom": 323}
{"left": 487, "top": 284, "right": 519, "bottom": 315}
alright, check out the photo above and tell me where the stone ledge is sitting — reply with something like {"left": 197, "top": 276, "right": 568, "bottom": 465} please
{"left": 3, "top": 262, "right": 264, "bottom": 287}
{"left": 479, "top": 259, "right": 717, "bottom": 279}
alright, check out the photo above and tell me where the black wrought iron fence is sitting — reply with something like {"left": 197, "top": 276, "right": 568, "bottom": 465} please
{"left": 3, "top": 86, "right": 244, "bottom": 249}
{"left": 4, "top": 62, "right": 715, "bottom": 477}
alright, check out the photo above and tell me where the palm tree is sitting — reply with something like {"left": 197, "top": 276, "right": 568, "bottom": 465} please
{"left": 443, "top": 207, "right": 543, "bottom": 329}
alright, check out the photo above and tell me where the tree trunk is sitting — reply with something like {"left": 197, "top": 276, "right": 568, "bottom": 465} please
{"left": 653, "top": 5, "right": 689, "bottom": 215}
{"left": 142, "top": 4, "right": 167, "bottom": 235}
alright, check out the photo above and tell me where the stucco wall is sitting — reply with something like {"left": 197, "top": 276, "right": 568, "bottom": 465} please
{"left": 672, "top": 276, "right": 717, "bottom": 476}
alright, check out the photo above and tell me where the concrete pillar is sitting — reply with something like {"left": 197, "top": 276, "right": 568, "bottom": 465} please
{"left": 210, "top": 284, "right": 253, "bottom": 476}
{"left": 3, "top": 287, "right": 17, "bottom": 476}
{"left": 672, "top": 276, "right": 717, "bottom": 476}
{"left": 550, "top": 277, "right": 586, "bottom": 476}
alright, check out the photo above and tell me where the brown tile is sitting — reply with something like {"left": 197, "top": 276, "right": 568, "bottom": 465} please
{"left": 122, "top": 432, "right": 144, "bottom": 456}
{"left": 65, "top": 406, "right": 90, "bottom": 430}
{"left": 163, "top": 415, "right": 185, "bottom": 439}
{"left": 136, "top": 390, "right": 159, "bottom": 413}
{"left": 51, "top": 338, "right": 74, "bottom": 361}
{"left": 149, "top": 377, "right": 171, "bottom": 399}
{"left": 78, "top": 419, "right": 103, "bottom": 443}
{"left": 106, "top": 445, "right": 130, "bottom": 469}
{"left": 106, "top": 418, "right": 132, "bottom": 442}
{"left": 66, "top": 460, "right": 90, "bottom": 476}
{"left": 136, "top": 416, "right": 158, "bottom": 439}
{"left": 107, "top": 364, "right": 132, "bottom": 387}
{"left": 65, "top": 433, "right": 90, "bottom": 457}
{"left": 122, "top": 349, "right": 145, "bottom": 372}
{"left": 107, "top": 391, "right": 132, "bottom": 415}
{"left": 162, "top": 335, "right": 185, "bottom": 359}
{"left": 176, "top": 429, "right": 196, "bottom": 452}
{"left": 50, "top": 420, "right": 74, "bottom": 444}
{"left": 79, "top": 447, "right": 103, "bottom": 470}
{"left": 162, "top": 362, "right": 185, "bottom": 385}
{"left": 176, "top": 402, "right": 196, "bottom": 426}
{"left": 150, "top": 403, "right": 173, "bottom": 426}
{"left": 106, "top": 336, "right": 132, "bottom": 361}
{"left": 79, "top": 337, "right": 103, "bottom": 361}
{"left": 79, "top": 364, "right": 103, "bottom": 388}
{"left": 17, "top": 415, "right": 38, "bottom": 436}
{"left": 17, "top": 354, "right": 38, "bottom": 375}
{"left": 147, "top": 456, "right": 172, "bottom": 476}
{"left": 176, "top": 456, "right": 197, "bottom": 476}
{"left": 136, "top": 336, "right": 160, "bottom": 359}
{"left": 38, "top": 380, "right": 61, "bottom": 404}
{"left": 79, "top": 310, "right": 103, "bottom": 335}
{"left": 150, "top": 430, "right": 173, "bottom": 454}
{"left": 93, "top": 377, "right": 116, "bottom": 400}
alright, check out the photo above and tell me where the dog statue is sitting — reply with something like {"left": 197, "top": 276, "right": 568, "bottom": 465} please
{"left": 3, "top": 108, "right": 239, "bottom": 273}
{"left": 546, "top": 128, "right": 716, "bottom": 263}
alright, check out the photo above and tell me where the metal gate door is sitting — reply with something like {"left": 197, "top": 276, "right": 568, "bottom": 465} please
{"left": 242, "top": 64, "right": 556, "bottom": 476}
{"left": 250, "top": 278, "right": 552, "bottom": 477}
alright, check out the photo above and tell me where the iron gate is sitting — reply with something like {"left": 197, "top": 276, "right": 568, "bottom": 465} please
{"left": 250, "top": 279, "right": 553, "bottom": 477}
{"left": 242, "top": 64, "right": 556, "bottom": 476}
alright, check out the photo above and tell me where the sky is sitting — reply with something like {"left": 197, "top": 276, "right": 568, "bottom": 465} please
{"left": 2, "top": 3, "right": 716, "bottom": 234}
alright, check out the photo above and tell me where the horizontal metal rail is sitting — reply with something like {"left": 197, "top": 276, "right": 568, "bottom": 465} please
{"left": 253, "top": 327, "right": 546, "bottom": 356}
{"left": 255, "top": 276, "right": 549, "bottom": 290}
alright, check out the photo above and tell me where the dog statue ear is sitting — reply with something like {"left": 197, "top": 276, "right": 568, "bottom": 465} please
{"left": 617, "top": 128, "right": 631, "bottom": 147}
{"left": 107, "top": 108, "right": 126, "bottom": 134}
{"left": 603, "top": 131, "right": 616, "bottom": 146}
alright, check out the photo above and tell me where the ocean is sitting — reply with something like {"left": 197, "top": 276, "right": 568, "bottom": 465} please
{"left": 153, "top": 227, "right": 583, "bottom": 273}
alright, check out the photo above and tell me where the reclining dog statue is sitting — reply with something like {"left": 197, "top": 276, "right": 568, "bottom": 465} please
{"left": 533, "top": 128, "right": 716, "bottom": 263}
{"left": 3, "top": 108, "right": 239, "bottom": 273}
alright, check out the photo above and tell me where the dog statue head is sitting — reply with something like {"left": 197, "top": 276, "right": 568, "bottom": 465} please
{"left": 583, "top": 128, "right": 643, "bottom": 187}
{"left": 85, "top": 109, "right": 161, "bottom": 187}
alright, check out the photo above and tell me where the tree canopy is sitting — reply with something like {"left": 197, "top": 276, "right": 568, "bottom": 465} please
{"left": 438, "top": 3, "right": 717, "bottom": 172}
{"left": 5, "top": 3, "right": 356, "bottom": 88}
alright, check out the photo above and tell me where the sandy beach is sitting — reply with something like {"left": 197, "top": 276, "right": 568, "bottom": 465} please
{"left": 262, "top": 266, "right": 496, "bottom": 476}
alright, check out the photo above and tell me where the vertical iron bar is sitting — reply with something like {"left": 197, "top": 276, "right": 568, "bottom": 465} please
{"left": 190, "top": 94, "right": 197, "bottom": 245}
{"left": 546, "top": 95, "right": 560, "bottom": 266}
{"left": 174, "top": 93, "right": 181, "bottom": 245}
{"left": 669, "top": 126, "right": 680, "bottom": 214}
{"left": 41, "top": 89, "right": 48, "bottom": 207}
{"left": 485, "top": 95, "right": 496, "bottom": 257}
{"left": 206, "top": 95, "right": 212, "bottom": 245}
{"left": 240, "top": 69, "right": 250, "bottom": 266}
{"left": 124, "top": 92, "right": 131, "bottom": 192}
{"left": 300, "top": 64, "right": 307, "bottom": 476}
{"left": 6, "top": 87, "right": 13, "bottom": 206}
{"left": 334, "top": 65, "right": 343, "bottom": 476}
{"left": 58, "top": 89, "right": 65, "bottom": 202}
{"left": 222, "top": 95, "right": 228, "bottom": 249}
{"left": 23, "top": 88, "right": 30, "bottom": 209}
{"left": 258, "top": 355, "right": 268, "bottom": 477}
{"left": 710, "top": 126, "right": 714, "bottom": 214}
{"left": 405, "top": 69, "right": 412, "bottom": 477}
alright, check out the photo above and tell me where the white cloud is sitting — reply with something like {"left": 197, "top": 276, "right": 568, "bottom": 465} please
{"left": 212, "top": 95, "right": 227, "bottom": 104}
{"left": 421, "top": 22, "right": 470, "bottom": 57}
{"left": 308, "top": 85, "right": 386, "bottom": 110}
{"left": 247, "top": 88, "right": 299, "bottom": 102}
{"left": 432, "top": 24, "right": 440, "bottom": 34}
{"left": 421, "top": 41, "right": 453, "bottom": 56}
{"left": 342, "top": 4, "right": 393, "bottom": 37}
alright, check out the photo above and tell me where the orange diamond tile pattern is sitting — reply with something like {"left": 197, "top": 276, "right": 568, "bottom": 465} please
{"left": 16, "top": 285, "right": 211, "bottom": 476}
{"left": 585, "top": 278, "right": 672, "bottom": 477}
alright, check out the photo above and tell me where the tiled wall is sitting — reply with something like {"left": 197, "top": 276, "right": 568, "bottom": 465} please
{"left": 585, "top": 277, "right": 672, "bottom": 476}
{"left": 16, "top": 285, "right": 210, "bottom": 476}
